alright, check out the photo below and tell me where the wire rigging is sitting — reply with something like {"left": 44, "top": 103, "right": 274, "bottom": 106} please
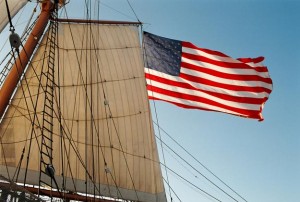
{"left": 59, "top": 5, "right": 132, "bottom": 199}
{"left": 154, "top": 132, "right": 239, "bottom": 202}
{"left": 4, "top": 0, "right": 15, "bottom": 32}
{"left": 10, "top": 34, "right": 48, "bottom": 182}
{"left": 59, "top": 5, "right": 113, "bottom": 197}
{"left": 99, "top": 2, "right": 137, "bottom": 21}
{"left": 104, "top": 137, "right": 224, "bottom": 202}
{"left": 162, "top": 177, "right": 183, "bottom": 202}
{"left": 62, "top": 2, "right": 145, "bottom": 200}
{"left": 0, "top": 2, "right": 102, "bottom": 199}
{"left": 1, "top": 6, "right": 60, "bottom": 194}
{"left": 0, "top": 1, "right": 248, "bottom": 202}
{"left": 125, "top": 0, "right": 140, "bottom": 22}
{"left": 153, "top": 121, "right": 248, "bottom": 202}
{"left": 163, "top": 162, "right": 223, "bottom": 202}
{"left": 143, "top": 37, "right": 174, "bottom": 201}
{"left": 152, "top": 100, "right": 173, "bottom": 202}
{"left": 88, "top": 24, "right": 141, "bottom": 202}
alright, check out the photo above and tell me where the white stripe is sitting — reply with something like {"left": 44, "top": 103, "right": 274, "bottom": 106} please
{"left": 181, "top": 57, "right": 270, "bottom": 78}
{"left": 182, "top": 47, "right": 239, "bottom": 63}
{"left": 146, "top": 79, "right": 261, "bottom": 111}
{"left": 147, "top": 90, "right": 245, "bottom": 116}
{"left": 180, "top": 67, "right": 273, "bottom": 90}
{"left": 245, "top": 61, "right": 264, "bottom": 67}
{"left": 245, "top": 61, "right": 272, "bottom": 78}
{"left": 145, "top": 68, "right": 270, "bottom": 99}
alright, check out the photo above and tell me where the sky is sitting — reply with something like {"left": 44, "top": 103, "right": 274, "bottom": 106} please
{"left": 107, "top": 1, "right": 299, "bottom": 202}
{"left": 1, "top": 0, "right": 299, "bottom": 202}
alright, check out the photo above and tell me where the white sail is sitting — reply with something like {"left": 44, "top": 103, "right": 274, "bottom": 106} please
{"left": 0, "top": 0, "right": 27, "bottom": 32}
{"left": 0, "top": 22, "right": 166, "bottom": 201}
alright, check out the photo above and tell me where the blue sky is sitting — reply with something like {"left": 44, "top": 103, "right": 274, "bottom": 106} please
{"left": 115, "top": 1, "right": 299, "bottom": 202}
{"left": 1, "top": 0, "right": 299, "bottom": 202}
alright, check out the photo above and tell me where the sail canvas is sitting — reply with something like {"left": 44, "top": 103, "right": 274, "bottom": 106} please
{"left": 0, "top": 0, "right": 27, "bottom": 32}
{"left": 0, "top": 22, "right": 166, "bottom": 202}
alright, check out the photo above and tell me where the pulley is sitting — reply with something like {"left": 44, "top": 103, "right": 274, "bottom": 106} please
{"left": 45, "top": 164, "right": 56, "bottom": 178}
{"left": 9, "top": 32, "right": 21, "bottom": 50}
{"left": 51, "top": 0, "right": 66, "bottom": 6}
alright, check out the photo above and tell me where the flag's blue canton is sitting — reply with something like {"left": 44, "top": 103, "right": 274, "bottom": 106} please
{"left": 144, "top": 32, "right": 182, "bottom": 76}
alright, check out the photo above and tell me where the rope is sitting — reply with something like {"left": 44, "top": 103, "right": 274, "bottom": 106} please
{"left": 4, "top": 0, "right": 15, "bottom": 31}
{"left": 162, "top": 177, "right": 183, "bottom": 202}
{"left": 155, "top": 132, "right": 239, "bottom": 202}
{"left": 153, "top": 122, "right": 248, "bottom": 202}
{"left": 100, "top": 2, "right": 137, "bottom": 21}
{"left": 66, "top": 2, "right": 142, "bottom": 199}
{"left": 60, "top": 5, "right": 127, "bottom": 198}
{"left": 143, "top": 34, "right": 174, "bottom": 201}
{"left": 125, "top": 0, "right": 140, "bottom": 22}
{"left": 109, "top": 143, "right": 224, "bottom": 202}
{"left": 2, "top": 40, "right": 47, "bottom": 187}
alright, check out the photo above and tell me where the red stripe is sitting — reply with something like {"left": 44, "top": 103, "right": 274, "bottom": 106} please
{"left": 145, "top": 73, "right": 269, "bottom": 104}
{"left": 144, "top": 33, "right": 271, "bottom": 120}
{"left": 148, "top": 96, "right": 263, "bottom": 120}
{"left": 147, "top": 86, "right": 263, "bottom": 119}
{"left": 182, "top": 52, "right": 251, "bottom": 69}
{"left": 237, "top": 57, "right": 264, "bottom": 63}
{"left": 249, "top": 66, "right": 269, "bottom": 73}
{"left": 180, "top": 73, "right": 272, "bottom": 94}
{"left": 237, "top": 57, "right": 269, "bottom": 73}
{"left": 183, "top": 52, "right": 268, "bottom": 72}
{"left": 149, "top": 96, "right": 216, "bottom": 111}
{"left": 182, "top": 48, "right": 268, "bottom": 72}
{"left": 182, "top": 41, "right": 229, "bottom": 57}
{"left": 181, "top": 61, "right": 273, "bottom": 84}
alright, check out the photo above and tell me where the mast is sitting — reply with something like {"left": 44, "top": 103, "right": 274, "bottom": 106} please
{"left": 0, "top": 0, "right": 53, "bottom": 118}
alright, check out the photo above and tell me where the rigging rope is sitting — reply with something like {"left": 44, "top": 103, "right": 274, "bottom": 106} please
{"left": 125, "top": 0, "right": 140, "bottom": 22}
{"left": 153, "top": 121, "right": 248, "bottom": 202}
{"left": 63, "top": 2, "right": 146, "bottom": 200}
{"left": 99, "top": 2, "right": 137, "bottom": 21}
{"left": 5, "top": 42, "right": 45, "bottom": 187}
{"left": 4, "top": 0, "right": 15, "bottom": 32}
{"left": 0, "top": 1, "right": 144, "bottom": 201}
{"left": 110, "top": 142, "right": 224, "bottom": 202}
{"left": 60, "top": 5, "right": 137, "bottom": 199}
{"left": 154, "top": 132, "right": 239, "bottom": 202}
{"left": 163, "top": 162, "right": 223, "bottom": 202}
{"left": 143, "top": 36, "right": 173, "bottom": 201}
{"left": 53, "top": 24, "right": 108, "bottom": 201}
{"left": 162, "top": 177, "right": 183, "bottom": 202}
{"left": 152, "top": 100, "right": 173, "bottom": 202}
{"left": 1, "top": 2, "right": 63, "bottom": 194}
{"left": 143, "top": 33, "right": 246, "bottom": 201}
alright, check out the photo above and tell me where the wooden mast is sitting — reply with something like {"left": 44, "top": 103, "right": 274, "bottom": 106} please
{"left": 0, "top": 0, "right": 53, "bottom": 118}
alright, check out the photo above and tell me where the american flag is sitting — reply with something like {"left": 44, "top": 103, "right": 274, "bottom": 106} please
{"left": 143, "top": 32, "right": 273, "bottom": 121}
